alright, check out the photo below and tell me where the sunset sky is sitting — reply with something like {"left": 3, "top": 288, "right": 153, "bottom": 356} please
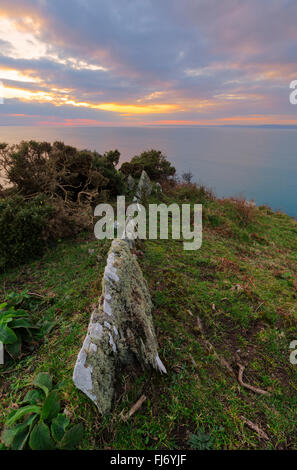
{"left": 0, "top": 0, "right": 297, "bottom": 126}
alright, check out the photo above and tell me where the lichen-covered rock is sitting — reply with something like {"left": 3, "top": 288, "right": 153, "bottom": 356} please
{"left": 135, "top": 170, "right": 152, "bottom": 201}
{"left": 155, "top": 182, "right": 162, "bottom": 193}
{"left": 127, "top": 174, "right": 136, "bottom": 191}
{"left": 73, "top": 239, "right": 166, "bottom": 414}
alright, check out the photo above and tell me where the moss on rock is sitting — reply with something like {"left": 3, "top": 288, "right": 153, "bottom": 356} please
{"left": 73, "top": 239, "right": 166, "bottom": 414}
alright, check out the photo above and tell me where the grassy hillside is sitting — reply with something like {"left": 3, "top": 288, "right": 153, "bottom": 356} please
{"left": 0, "top": 188, "right": 297, "bottom": 450}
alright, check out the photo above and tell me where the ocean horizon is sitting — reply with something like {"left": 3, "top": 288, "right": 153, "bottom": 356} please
{"left": 0, "top": 125, "right": 296, "bottom": 218}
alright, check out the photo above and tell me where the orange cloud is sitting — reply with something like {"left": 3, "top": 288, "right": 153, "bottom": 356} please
{"left": 3, "top": 84, "right": 181, "bottom": 114}
{"left": 3, "top": 86, "right": 54, "bottom": 102}
{"left": 0, "top": 67, "right": 40, "bottom": 83}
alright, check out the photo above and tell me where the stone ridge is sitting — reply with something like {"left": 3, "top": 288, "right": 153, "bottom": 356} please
{"left": 73, "top": 239, "right": 166, "bottom": 414}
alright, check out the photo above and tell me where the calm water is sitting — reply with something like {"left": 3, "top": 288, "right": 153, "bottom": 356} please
{"left": 0, "top": 126, "right": 296, "bottom": 217}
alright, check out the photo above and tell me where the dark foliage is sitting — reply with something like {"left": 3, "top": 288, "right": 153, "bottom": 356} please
{"left": 0, "top": 195, "right": 54, "bottom": 270}
{"left": 120, "top": 149, "right": 176, "bottom": 181}
{"left": 0, "top": 141, "right": 124, "bottom": 202}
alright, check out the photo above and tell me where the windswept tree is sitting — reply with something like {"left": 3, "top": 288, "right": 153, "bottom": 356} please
{"left": 0, "top": 141, "right": 125, "bottom": 269}
{"left": 0, "top": 141, "right": 124, "bottom": 202}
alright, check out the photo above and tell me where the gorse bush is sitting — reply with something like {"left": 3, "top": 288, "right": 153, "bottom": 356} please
{"left": 0, "top": 141, "right": 124, "bottom": 202}
{"left": 1, "top": 373, "right": 83, "bottom": 450}
{"left": 0, "top": 141, "right": 127, "bottom": 269}
{"left": 92, "top": 149, "right": 125, "bottom": 196}
{"left": 163, "top": 181, "right": 214, "bottom": 204}
{"left": 120, "top": 149, "right": 176, "bottom": 182}
{"left": 0, "top": 142, "right": 177, "bottom": 269}
{"left": 0, "top": 195, "right": 54, "bottom": 270}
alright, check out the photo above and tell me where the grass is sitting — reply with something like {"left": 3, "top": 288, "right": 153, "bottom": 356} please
{"left": 0, "top": 187, "right": 297, "bottom": 450}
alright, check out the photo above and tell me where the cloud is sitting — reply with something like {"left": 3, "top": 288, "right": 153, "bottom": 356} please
{"left": 0, "top": 0, "right": 296, "bottom": 125}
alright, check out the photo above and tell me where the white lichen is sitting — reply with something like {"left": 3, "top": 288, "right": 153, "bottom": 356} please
{"left": 90, "top": 322, "right": 103, "bottom": 340}
{"left": 89, "top": 343, "right": 97, "bottom": 353}
{"left": 104, "top": 252, "right": 119, "bottom": 283}
{"left": 113, "top": 326, "right": 119, "bottom": 336}
{"left": 108, "top": 333, "right": 117, "bottom": 353}
{"left": 155, "top": 353, "right": 167, "bottom": 374}
{"left": 103, "top": 299, "right": 112, "bottom": 316}
{"left": 73, "top": 346, "right": 97, "bottom": 402}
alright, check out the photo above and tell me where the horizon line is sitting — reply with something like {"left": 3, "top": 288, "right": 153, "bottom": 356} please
{"left": 1, "top": 123, "right": 297, "bottom": 129}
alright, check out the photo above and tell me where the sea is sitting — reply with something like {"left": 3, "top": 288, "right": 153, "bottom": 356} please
{"left": 0, "top": 126, "right": 296, "bottom": 218}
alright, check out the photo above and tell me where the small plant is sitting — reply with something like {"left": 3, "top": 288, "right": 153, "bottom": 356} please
{"left": 1, "top": 373, "right": 83, "bottom": 450}
{"left": 0, "top": 301, "right": 37, "bottom": 360}
{"left": 0, "top": 290, "right": 55, "bottom": 360}
{"left": 188, "top": 430, "right": 213, "bottom": 450}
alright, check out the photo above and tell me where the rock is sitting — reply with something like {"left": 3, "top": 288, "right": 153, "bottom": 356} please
{"left": 73, "top": 239, "right": 166, "bottom": 414}
{"left": 127, "top": 174, "right": 136, "bottom": 191}
{"left": 245, "top": 199, "right": 256, "bottom": 208}
{"left": 231, "top": 283, "right": 244, "bottom": 292}
{"left": 135, "top": 170, "right": 152, "bottom": 201}
{"left": 155, "top": 182, "right": 162, "bottom": 193}
{"left": 120, "top": 214, "right": 136, "bottom": 250}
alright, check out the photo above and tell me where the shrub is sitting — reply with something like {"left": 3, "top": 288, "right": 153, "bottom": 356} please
{"left": 1, "top": 373, "right": 83, "bottom": 450}
{"left": 92, "top": 149, "right": 125, "bottom": 197}
{"left": 164, "top": 181, "right": 214, "bottom": 204}
{"left": 0, "top": 195, "right": 54, "bottom": 270}
{"left": 0, "top": 141, "right": 125, "bottom": 202}
{"left": 226, "top": 197, "right": 256, "bottom": 227}
{"left": 181, "top": 172, "right": 193, "bottom": 184}
{"left": 206, "top": 212, "right": 225, "bottom": 228}
{"left": 0, "top": 142, "right": 127, "bottom": 268}
{"left": 120, "top": 149, "right": 176, "bottom": 182}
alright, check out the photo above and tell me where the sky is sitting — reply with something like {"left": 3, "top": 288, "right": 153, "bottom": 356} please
{"left": 0, "top": 0, "right": 297, "bottom": 127}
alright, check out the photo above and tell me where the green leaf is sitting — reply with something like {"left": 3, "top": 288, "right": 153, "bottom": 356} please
{"left": 6, "top": 405, "right": 40, "bottom": 427}
{"left": 22, "top": 389, "right": 44, "bottom": 405}
{"left": 51, "top": 414, "right": 70, "bottom": 443}
{"left": 0, "top": 314, "right": 13, "bottom": 324}
{"left": 12, "top": 427, "right": 30, "bottom": 450}
{"left": 33, "top": 373, "right": 52, "bottom": 396}
{"left": 6, "top": 339, "right": 21, "bottom": 359}
{"left": 1, "top": 428, "right": 15, "bottom": 447}
{"left": 1, "top": 309, "right": 27, "bottom": 320}
{"left": 0, "top": 302, "right": 8, "bottom": 311}
{"left": 188, "top": 432, "right": 213, "bottom": 450}
{"left": 13, "top": 309, "right": 28, "bottom": 317}
{"left": 24, "top": 413, "right": 39, "bottom": 431}
{"left": 59, "top": 424, "right": 83, "bottom": 450}
{"left": 0, "top": 324, "right": 17, "bottom": 344}
{"left": 36, "top": 319, "right": 56, "bottom": 337}
{"left": 1, "top": 423, "right": 28, "bottom": 448}
{"left": 10, "top": 318, "right": 34, "bottom": 329}
{"left": 29, "top": 422, "right": 56, "bottom": 450}
{"left": 41, "top": 391, "right": 60, "bottom": 421}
